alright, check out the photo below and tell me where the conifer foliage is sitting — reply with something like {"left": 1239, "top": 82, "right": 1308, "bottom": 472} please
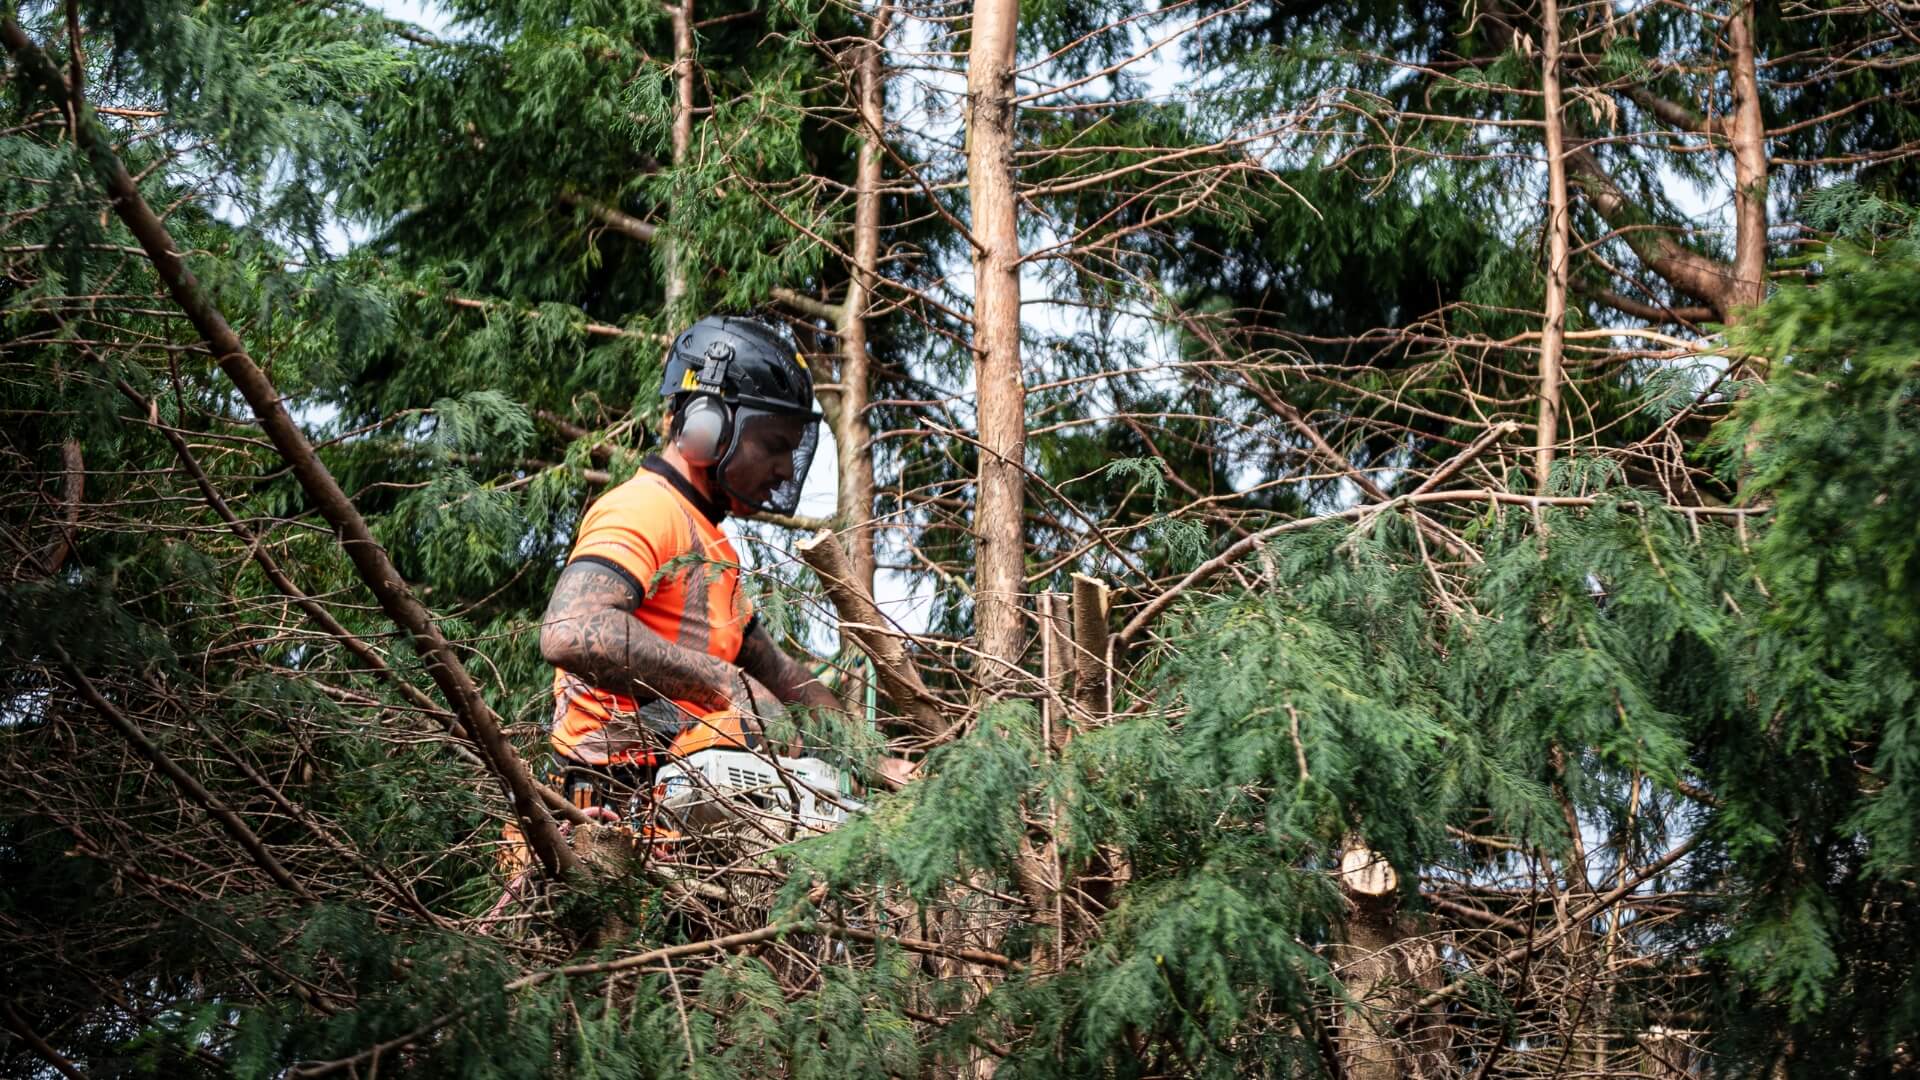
{"left": 4, "top": 0, "right": 1919, "bottom": 1076}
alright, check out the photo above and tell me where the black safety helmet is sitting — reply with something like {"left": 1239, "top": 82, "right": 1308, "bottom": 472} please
{"left": 659, "top": 315, "right": 823, "bottom": 516}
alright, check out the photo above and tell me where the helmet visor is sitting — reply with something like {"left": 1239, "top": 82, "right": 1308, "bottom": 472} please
{"left": 717, "top": 406, "right": 820, "bottom": 517}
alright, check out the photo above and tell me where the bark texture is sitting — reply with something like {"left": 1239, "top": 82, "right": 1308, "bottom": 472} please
{"left": 1070, "top": 572, "right": 1110, "bottom": 721}
{"left": 965, "top": 0, "right": 1027, "bottom": 678}
{"left": 835, "top": 2, "right": 891, "bottom": 595}
{"left": 34, "top": 437, "right": 83, "bottom": 576}
{"left": 1726, "top": 0, "right": 1770, "bottom": 320}
{"left": 1535, "top": 0, "right": 1570, "bottom": 493}
{"left": 666, "top": 0, "right": 696, "bottom": 315}
{"left": 1334, "top": 841, "right": 1447, "bottom": 1080}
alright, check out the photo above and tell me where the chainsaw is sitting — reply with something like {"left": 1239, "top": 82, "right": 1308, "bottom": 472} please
{"left": 649, "top": 707, "right": 864, "bottom": 836}
{"left": 493, "top": 709, "right": 866, "bottom": 924}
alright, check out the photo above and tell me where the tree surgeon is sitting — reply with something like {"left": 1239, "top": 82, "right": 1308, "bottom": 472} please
{"left": 539, "top": 315, "right": 900, "bottom": 812}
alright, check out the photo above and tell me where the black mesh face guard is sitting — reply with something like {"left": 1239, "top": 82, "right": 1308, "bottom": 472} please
{"left": 714, "top": 406, "right": 820, "bottom": 516}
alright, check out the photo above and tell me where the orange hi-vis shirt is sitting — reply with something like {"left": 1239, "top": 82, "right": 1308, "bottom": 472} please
{"left": 549, "top": 457, "right": 754, "bottom": 765}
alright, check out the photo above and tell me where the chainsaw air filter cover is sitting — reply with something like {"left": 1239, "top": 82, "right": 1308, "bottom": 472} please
{"left": 653, "top": 751, "right": 862, "bottom": 831}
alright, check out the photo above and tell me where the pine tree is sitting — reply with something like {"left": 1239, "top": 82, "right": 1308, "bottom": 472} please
{"left": 4, "top": 0, "right": 1919, "bottom": 1076}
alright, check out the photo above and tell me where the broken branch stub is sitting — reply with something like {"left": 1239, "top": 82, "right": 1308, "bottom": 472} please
{"left": 796, "top": 529, "right": 947, "bottom": 738}
{"left": 1040, "top": 592, "right": 1073, "bottom": 752}
{"left": 1070, "top": 573, "right": 1111, "bottom": 720}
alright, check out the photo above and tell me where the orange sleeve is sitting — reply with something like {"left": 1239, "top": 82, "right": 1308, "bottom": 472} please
{"left": 567, "top": 480, "right": 687, "bottom": 597}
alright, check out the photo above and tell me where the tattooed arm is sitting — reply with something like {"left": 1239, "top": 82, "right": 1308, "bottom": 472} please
{"left": 538, "top": 560, "right": 780, "bottom": 719}
{"left": 737, "top": 622, "right": 919, "bottom": 788}
{"left": 735, "top": 622, "right": 843, "bottom": 715}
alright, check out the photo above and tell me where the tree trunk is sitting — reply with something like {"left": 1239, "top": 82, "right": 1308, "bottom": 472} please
{"left": 32, "top": 437, "right": 83, "bottom": 577}
{"left": 836, "top": 2, "right": 891, "bottom": 595}
{"left": 965, "top": 0, "right": 1027, "bottom": 678}
{"left": 1039, "top": 591, "right": 1071, "bottom": 750}
{"left": 1535, "top": 0, "right": 1570, "bottom": 494}
{"left": 1070, "top": 572, "right": 1110, "bottom": 722}
{"left": 1337, "top": 841, "right": 1403, "bottom": 1080}
{"left": 1333, "top": 840, "right": 1448, "bottom": 1079}
{"left": 666, "top": 0, "right": 696, "bottom": 317}
{"left": 1726, "top": 0, "right": 1769, "bottom": 322}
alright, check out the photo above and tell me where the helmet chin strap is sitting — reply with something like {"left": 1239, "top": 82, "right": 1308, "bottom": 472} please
{"left": 695, "top": 421, "right": 735, "bottom": 509}
{"left": 664, "top": 431, "right": 738, "bottom": 515}
{"left": 696, "top": 441, "right": 754, "bottom": 515}
{"left": 704, "top": 463, "right": 734, "bottom": 509}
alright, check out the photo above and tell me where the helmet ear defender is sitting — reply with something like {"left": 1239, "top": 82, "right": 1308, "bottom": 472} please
{"left": 674, "top": 340, "right": 735, "bottom": 467}
{"left": 676, "top": 397, "right": 729, "bottom": 466}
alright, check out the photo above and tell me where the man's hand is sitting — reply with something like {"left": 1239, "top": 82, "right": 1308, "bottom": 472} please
{"left": 734, "top": 622, "right": 845, "bottom": 757}
{"left": 735, "top": 622, "right": 844, "bottom": 717}
{"left": 875, "top": 756, "right": 918, "bottom": 790}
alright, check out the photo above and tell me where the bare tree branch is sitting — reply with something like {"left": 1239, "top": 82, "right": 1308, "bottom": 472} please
{"left": 1, "top": 18, "right": 581, "bottom": 877}
{"left": 560, "top": 191, "right": 659, "bottom": 243}
{"left": 53, "top": 646, "right": 317, "bottom": 900}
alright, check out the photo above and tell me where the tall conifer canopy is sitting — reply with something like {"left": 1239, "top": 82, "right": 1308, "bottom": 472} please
{"left": 3, "top": 0, "right": 1918, "bottom": 1075}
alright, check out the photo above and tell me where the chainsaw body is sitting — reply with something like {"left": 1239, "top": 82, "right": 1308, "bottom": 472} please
{"left": 653, "top": 750, "right": 861, "bottom": 831}
{"left": 649, "top": 709, "right": 864, "bottom": 833}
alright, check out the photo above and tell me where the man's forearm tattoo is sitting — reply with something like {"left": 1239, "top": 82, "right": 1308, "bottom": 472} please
{"left": 538, "top": 561, "right": 734, "bottom": 711}
{"left": 736, "top": 623, "right": 843, "bottom": 714}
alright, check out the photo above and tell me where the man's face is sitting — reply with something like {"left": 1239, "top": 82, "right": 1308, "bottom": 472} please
{"left": 721, "top": 411, "right": 812, "bottom": 512}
